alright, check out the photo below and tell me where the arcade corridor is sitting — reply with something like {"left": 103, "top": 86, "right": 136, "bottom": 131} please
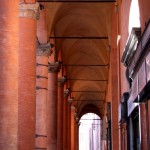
{"left": 0, "top": 0, "right": 150, "bottom": 150}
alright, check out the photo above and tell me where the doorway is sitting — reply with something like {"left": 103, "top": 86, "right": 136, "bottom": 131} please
{"left": 79, "top": 113, "right": 101, "bottom": 150}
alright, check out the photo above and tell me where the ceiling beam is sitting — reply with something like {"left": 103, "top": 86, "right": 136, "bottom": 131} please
{"left": 67, "top": 78, "right": 107, "bottom": 81}
{"left": 80, "top": 119, "right": 101, "bottom": 120}
{"left": 62, "top": 64, "right": 109, "bottom": 67}
{"left": 71, "top": 90, "right": 105, "bottom": 93}
{"left": 49, "top": 36, "right": 108, "bottom": 39}
{"left": 38, "top": 0, "right": 116, "bottom": 3}
{"left": 73, "top": 100, "right": 105, "bottom": 101}
{"left": 84, "top": 108, "right": 104, "bottom": 110}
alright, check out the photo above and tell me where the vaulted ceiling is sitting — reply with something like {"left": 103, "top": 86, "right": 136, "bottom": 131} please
{"left": 38, "top": 0, "right": 115, "bottom": 118}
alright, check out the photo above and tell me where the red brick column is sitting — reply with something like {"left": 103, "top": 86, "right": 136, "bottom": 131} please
{"left": 18, "top": 3, "right": 39, "bottom": 150}
{"left": 0, "top": 1, "right": 18, "bottom": 149}
{"left": 57, "top": 77, "right": 66, "bottom": 150}
{"left": 110, "top": 7, "right": 119, "bottom": 150}
{"left": 74, "top": 120, "right": 78, "bottom": 150}
{"left": 67, "top": 98, "right": 73, "bottom": 150}
{"left": 110, "top": 47, "right": 119, "bottom": 150}
{"left": 75, "top": 120, "right": 79, "bottom": 150}
{"left": 67, "top": 106, "right": 71, "bottom": 150}
{"left": 47, "top": 62, "right": 60, "bottom": 150}
{"left": 71, "top": 105, "right": 76, "bottom": 150}
{"left": 63, "top": 89, "right": 70, "bottom": 150}
{"left": 36, "top": 43, "right": 52, "bottom": 149}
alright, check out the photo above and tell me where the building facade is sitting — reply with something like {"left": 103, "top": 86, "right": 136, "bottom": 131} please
{"left": 0, "top": 0, "right": 150, "bottom": 150}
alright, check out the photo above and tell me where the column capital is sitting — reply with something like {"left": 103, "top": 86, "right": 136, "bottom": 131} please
{"left": 48, "top": 62, "right": 60, "bottom": 73}
{"left": 76, "top": 117, "right": 79, "bottom": 123}
{"left": 71, "top": 105, "right": 76, "bottom": 111}
{"left": 58, "top": 77, "right": 66, "bottom": 85}
{"left": 75, "top": 116, "right": 79, "bottom": 123}
{"left": 68, "top": 98, "right": 74, "bottom": 105}
{"left": 19, "top": 3, "right": 40, "bottom": 20}
{"left": 64, "top": 89, "right": 70, "bottom": 98}
{"left": 74, "top": 112, "right": 77, "bottom": 117}
{"left": 37, "top": 43, "right": 53, "bottom": 57}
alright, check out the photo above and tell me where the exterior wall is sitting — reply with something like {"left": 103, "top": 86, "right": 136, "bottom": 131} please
{"left": 115, "top": 0, "right": 150, "bottom": 150}
{"left": 118, "top": 1, "right": 132, "bottom": 149}
{"left": 138, "top": 0, "right": 150, "bottom": 32}
{"left": 119, "top": 0, "right": 131, "bottom": 94}
{"left": 0, "top": 1, "right": 150, "bottom": 150}
{"left": 118, "top": 0, "right": 150, "bottom": 95}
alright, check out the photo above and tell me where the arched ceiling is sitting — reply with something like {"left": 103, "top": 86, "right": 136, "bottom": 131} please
{"left": 39, "top": 0, "right": 114, "bottom": 117}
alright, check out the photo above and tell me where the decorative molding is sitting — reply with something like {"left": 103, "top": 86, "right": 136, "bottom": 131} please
{"left": 19, "top": 3, "right": 40, "bottom": 20}
{"left": 64, "top": 89, "right": 70, "bottom": 98}
{"left": 37, "top": 43, "right": 53, "bottom": 57}
{"left": 58, "top": 77, "right": 66, "bottom": 85}
{"left": 48, "top": 62, "right": 60, "bottom": 73}
{"left": 121, "top": 28, "right": 141, "bottom": 67}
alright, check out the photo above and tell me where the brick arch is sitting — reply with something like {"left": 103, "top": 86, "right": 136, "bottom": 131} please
{"left": 78, "top": 104, "right": 102, "bottom": 119}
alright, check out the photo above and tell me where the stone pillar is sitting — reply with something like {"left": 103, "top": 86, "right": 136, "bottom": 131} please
{"left": 0, "top": 1, "right": 18, "bottom": 149}
{"left": 36, "top": 43, "right": 52, "bottom": 149}
{"left": 57, "top": 77, "right": 66, "bottom": 150}
{"left": 47, "top": 62, "right": 60, "bottom": 150}
{"left": 18, "top": 3, "right": 39, "bottom": 150}
{"left": 63, "top": 89, "right": 70, "bottom": 150}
